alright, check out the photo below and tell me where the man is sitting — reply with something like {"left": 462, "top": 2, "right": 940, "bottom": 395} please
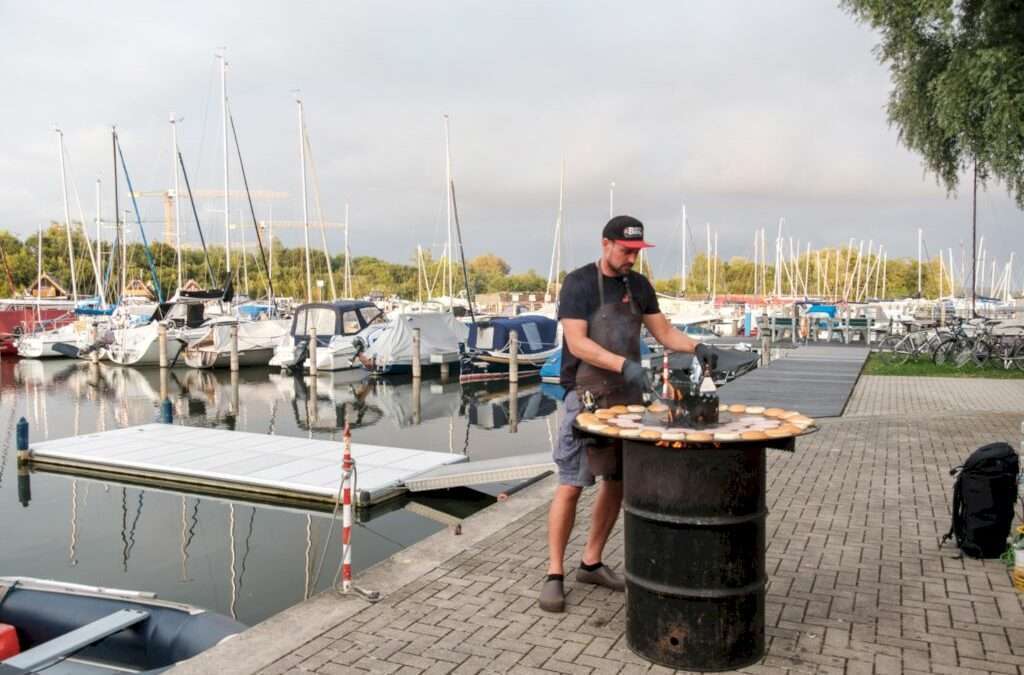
{"left": 539, "top": 214, "right": 719, "bottom": 613}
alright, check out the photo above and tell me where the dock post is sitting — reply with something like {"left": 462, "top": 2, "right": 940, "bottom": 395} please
{"left": 309, "top": 325, "right": 318, "bottom": 376}
{"left": 16, "top": 417, "right": 29, "bottom": 465}
{"left": 230, "top": 323, "right": 240, "bottom": 372}
{"left": 412, "top": 376, "right": 421, "bottom": 425}
{"left": 307, "top": 371, "right": 318, "bottom": 425}
{"left": 440, "top": 360, "right": 450, "bottom": 384}
{"left": 158, "top": 323, "right": 168, "bottom": 368}
{"left": 412, "top": 328, "right": 422, "bottom": 379}
{"left": 509, "top": 381, "right": 519, "bottom": 433}
{"left": 231, "top": 369, "right": 240, "bottom": 419}
{"left": 159, "top": 366, "right": 169, "bottom": 401}
{"left": 509, "top": 331, "right": 519, "bottom": 384}
{"left": 340, "top": 423, "right": 353, "bottom": 593}
{"left": 160, "top": 398, "right": 173, "bottom": 424}
{"left": 792, "top": 303, "right": 799, "bottom": 345}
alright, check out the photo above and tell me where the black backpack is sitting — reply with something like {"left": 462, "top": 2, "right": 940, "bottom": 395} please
{"left": 940, "top": 442, "right": 1020, "bottom": 559}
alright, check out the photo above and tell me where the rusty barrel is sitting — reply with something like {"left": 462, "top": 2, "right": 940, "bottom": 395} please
{"left": 622, "top": 439, "right": 767, "bottom": 671}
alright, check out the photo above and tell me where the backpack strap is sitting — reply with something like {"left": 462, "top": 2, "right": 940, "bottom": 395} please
{"left": 939, "top": 470, "right": 964, "bottom": 549}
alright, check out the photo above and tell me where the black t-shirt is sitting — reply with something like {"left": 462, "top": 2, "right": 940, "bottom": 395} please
{"left": 557, "top": 262, "right": 660, "bottom": 390}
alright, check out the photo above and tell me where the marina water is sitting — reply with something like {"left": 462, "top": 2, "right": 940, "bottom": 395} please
{"left": 0, "top": 358, "right": 562, "bottom": 625}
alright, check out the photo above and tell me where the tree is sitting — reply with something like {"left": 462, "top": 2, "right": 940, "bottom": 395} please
{"left": 842, "top": 0, "right": 1024, "bottom": 205}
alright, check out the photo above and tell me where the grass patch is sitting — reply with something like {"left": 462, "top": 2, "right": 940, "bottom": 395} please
{"left": 863, "top": 353, "right": 1024, "bottom": 378}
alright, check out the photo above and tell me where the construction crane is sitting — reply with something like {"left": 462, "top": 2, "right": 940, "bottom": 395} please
{"left": 131, "top": 190, "right": 288, "bottom": 245}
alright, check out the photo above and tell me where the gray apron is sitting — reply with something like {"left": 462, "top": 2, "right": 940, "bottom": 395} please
{"left": 574, "top": 264, "right": 644, "bottom": 475}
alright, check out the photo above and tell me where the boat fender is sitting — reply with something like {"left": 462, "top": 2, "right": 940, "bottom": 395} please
{"left": 0, "top": 623, "right": 19, "bottom": 660}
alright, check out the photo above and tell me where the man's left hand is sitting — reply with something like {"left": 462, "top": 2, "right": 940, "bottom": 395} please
{"left": 695, "top": 343, "right": 721, "bottom": 371}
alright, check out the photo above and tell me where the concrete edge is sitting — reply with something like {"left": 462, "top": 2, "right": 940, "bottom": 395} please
{"left": 169, "top": 473, "right": 557, "bottom": 674}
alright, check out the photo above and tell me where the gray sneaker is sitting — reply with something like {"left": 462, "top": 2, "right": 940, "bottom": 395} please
{"left": 576, "top": 564, "right": 625, "bottom": 592}
{"left": 538, "top": 577, "right": 565, "bottom": 612}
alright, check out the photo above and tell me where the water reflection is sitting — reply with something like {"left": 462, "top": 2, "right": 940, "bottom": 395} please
{"left": 0, "top": 359, "right": 563, "bottom": 624}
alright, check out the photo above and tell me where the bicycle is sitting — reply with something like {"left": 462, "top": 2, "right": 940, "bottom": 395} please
{"left": 877, "top": 321, "right": 947, "bottom": 365}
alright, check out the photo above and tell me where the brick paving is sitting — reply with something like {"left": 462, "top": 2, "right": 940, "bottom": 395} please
{"left": 255, "top": 376, "right": 1024, "bottom": 675}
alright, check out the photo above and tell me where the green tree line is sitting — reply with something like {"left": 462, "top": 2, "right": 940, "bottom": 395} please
{"left": 0, "top": 224, "right": 972, "bottom": 302}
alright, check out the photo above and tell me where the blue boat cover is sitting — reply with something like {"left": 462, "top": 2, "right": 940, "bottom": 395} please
{"left": 806, "top": 304, "right": 837, "bottom": 316}
{"left": 467, "top": 316, "right": 558, "bottom": 355}
{"left": 540, "top": 339, "right": 652, "bottom": 381}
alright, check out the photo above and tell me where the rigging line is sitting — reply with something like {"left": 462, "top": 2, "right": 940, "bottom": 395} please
{"left": 193, "top": 56, "right": 218, "bottom": 180}
{"left": 227, "top": 110, "right": 274, "bottom": 302}
{"left": 115, "top": 136, "right": 164, "bottom": 303}
{"left": 448, "top": 179, "right": 476, "bottom": 323}
{"left": 302, "top": 124, "right": 338, "bottom": 300}
{"left": 104, "top": 129, "right": 120, "bottom": 303}
{"left": 63, "top": 143, "right": 101, "bottom": 295}
{"left": 177, "top": 151, "right": 217, "bottom": 286}
{"left": 237, "top": 506, "right": 257, "bottom": 589}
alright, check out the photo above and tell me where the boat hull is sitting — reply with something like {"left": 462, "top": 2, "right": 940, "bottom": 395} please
{"left": 458, "top": 350, "right": 553, "bottom": 383}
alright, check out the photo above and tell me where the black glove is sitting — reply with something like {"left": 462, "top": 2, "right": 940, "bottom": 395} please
{"left": 621, "top": 359, "right": 652, "bottom": 392}
{"left": 694, "top": 342, "right": 719, "bottom": 371}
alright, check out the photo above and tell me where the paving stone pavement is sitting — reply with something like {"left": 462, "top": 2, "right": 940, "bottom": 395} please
{"left": 259, "top": 377, "right": 1024, "bottom": 675}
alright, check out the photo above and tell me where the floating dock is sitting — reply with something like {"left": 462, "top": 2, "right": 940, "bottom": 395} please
{"left": 719, "top": 344, "right": 869, "bottom": 418}
{"left": 25, "top": 424, "right": 468, "bottom": 507}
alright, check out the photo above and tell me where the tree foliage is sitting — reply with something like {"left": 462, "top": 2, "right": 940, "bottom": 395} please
{"left": 842, "top": 0, "right": 1024, "bottom": 205}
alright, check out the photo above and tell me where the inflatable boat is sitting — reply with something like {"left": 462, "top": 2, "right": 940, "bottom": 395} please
{"left": 0, "top": 576, "right": 244, "bottom": 673}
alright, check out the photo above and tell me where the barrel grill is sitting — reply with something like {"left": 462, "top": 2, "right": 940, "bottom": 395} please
{"left": 622, "top": 440, "right": 767, "bottom": 671}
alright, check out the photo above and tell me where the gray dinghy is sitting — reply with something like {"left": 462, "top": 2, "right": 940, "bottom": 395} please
{"left": 0, "top": 577, "right": 244, "bottom": 674}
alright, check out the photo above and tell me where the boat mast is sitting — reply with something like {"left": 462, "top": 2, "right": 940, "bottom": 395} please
{"left": 546, "top": 160, "right": 565, "bottom": 303}
{"left": 56, "top": 129, "right": 78, "bottom": 303}
{"left": 297, "top": 96, "right": 312, "bottom": 302}
{"left": 444, "top": 114, "right": 453, "bottom": 310}
{"left": 609, "top": 181, "right": 615, "bottom": 217}
{"left": 95, "top": 178, "right": 105, "bottom": 305}
{"left": 680, "top": 203, "right": 687, "bottom": 296}
{"left": 170, "top": 113, "right": 183, "bottom": 294}
{"left": 344, "top": 203, "right": 351, "bottom": 298}
{"left": 36, "top": 223, "right": 42, "bottom": 320}
{"left": 917, "top": 227, "right": 923, "bottom": 297}
{"left": 219, "top": 50, "right": 231, "bottom": 277}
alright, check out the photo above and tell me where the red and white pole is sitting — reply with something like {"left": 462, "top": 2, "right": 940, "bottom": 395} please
{"left": 340, "top": 422, "right": 353, "bottom": 593}
{"left": 662, "top": 351, "right": 670, "bottom": 397}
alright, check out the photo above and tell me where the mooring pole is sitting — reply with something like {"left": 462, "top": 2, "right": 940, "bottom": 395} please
{"left": 160, "top": 399, "right": 173, "bottom": 424}
{"left": 158, "top": 323, "right": 168, "bottom": 368}
{"left": 309, "top": 325, "right": 318, "bottom": 376}
{"left": 509, "top": 331, "right": 519, "bottom": 384}
{"left": 230, "top": 323, "right": 240, "bottom": 372}
{"left": 412, "top": 328, "right": 422, "bottom": 379}
{"left": 17, "top": 417, "right": 30, "bottom": 508}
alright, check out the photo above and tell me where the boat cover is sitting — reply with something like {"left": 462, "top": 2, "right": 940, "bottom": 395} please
{"left": 466, "top": 316, "right": 558, "bottom": 355}
{"left": 540, "top": 339, "right": 652, "bottom": 382}
{"left": 364, "top": 312, "right": 469, "bottom": 369}
{"left": 204, "top": 319, "right": 290, "bottom": 352}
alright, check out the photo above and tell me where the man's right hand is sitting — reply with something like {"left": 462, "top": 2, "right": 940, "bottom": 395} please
{"left": 621, "top": 359, "right": 652, "bottom": 392}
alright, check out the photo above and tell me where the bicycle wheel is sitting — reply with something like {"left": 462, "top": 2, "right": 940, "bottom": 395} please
{"left": 953, "top": 338, "right": 976, "bottom": 368}
{"left": 878, "top": 335, "right": 911, "bottom": 365}
{"left": 971, "top": 337, "right": 994, "bottom": 368}
{"left": 933, "top": 337, "right": 960, "bottom": 366}
{"left": 1011, "top": 341, "right": 1024, "bottom": 372}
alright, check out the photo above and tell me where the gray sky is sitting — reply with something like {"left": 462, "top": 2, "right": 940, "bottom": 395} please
{"left": 1, "top": 0, "right": 1020, "bottom": 281}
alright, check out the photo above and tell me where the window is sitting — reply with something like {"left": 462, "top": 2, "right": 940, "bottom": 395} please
{"left": 297, "top": 307, "right": 337, "bottom": 337}
{"left": 342, "top": 311, "right": 361, "bottom": 335}
{"left": 359, "top": 306, "right": 384, "bottom": 326}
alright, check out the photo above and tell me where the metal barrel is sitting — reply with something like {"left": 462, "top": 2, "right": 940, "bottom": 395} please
{"left": 622, "top": 439, "right": 767, "bottom": 672}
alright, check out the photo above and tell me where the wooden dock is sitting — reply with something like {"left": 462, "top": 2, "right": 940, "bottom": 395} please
{"left": 719, "top": 344, "right": 869, "bottom": 418}
{"left": 25, "top": 424, "right": 467, "bottom": 507}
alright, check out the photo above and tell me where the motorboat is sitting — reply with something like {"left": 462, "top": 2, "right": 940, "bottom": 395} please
{"left": 270, "top": 301, "right": 387, "bottom": 373}
{"left": 458, "top": 315, "right": 559, "bottom": 383}
{"left": 0, "top": 576, "right": 244, "bottom": 674}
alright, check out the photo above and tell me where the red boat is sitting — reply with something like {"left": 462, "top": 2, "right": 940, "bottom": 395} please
{"left": 0, "top": 299, "right": 77, "bottom": 355}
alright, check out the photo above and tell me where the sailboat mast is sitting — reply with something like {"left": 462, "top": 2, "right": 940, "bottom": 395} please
{"left": 297, "top": 97, "right": 312, "bottom": 302}
{"left": 546, "top": 161, "right": 565, "bottom": 303}
{"left": 344, "top": 203, "right": 351, "bottom": 298}
{"left": 95, "top": 179, "right": 104, "bottom": 304}
{"left": 171, "top": 114, "right": 183, "bottom": 293}
{"left": 56, "top": 129, "right": 78, "bottom": 302}
{"left": 36, "top": 223, "right": 42, "bottom": 320}
{"left": 609, "top": 181, "right": 615, "bottom": 217}
{"left": 220, "top": 51, "right": 231, "bottom": 276}
{"left": 680, "top": 203, "right": 687, "bottom": 295}
{"left": 444, "top": 114, "right": 454, "bottom": 310}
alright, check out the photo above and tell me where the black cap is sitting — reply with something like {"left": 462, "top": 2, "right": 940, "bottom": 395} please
{"left": 602, "top": 215, "right": 654, "bottom": 249}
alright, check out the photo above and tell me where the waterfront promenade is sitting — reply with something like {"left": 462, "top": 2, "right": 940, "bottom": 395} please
{"left": 177, "top": 376, "right": 1024, "bottom": 674}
